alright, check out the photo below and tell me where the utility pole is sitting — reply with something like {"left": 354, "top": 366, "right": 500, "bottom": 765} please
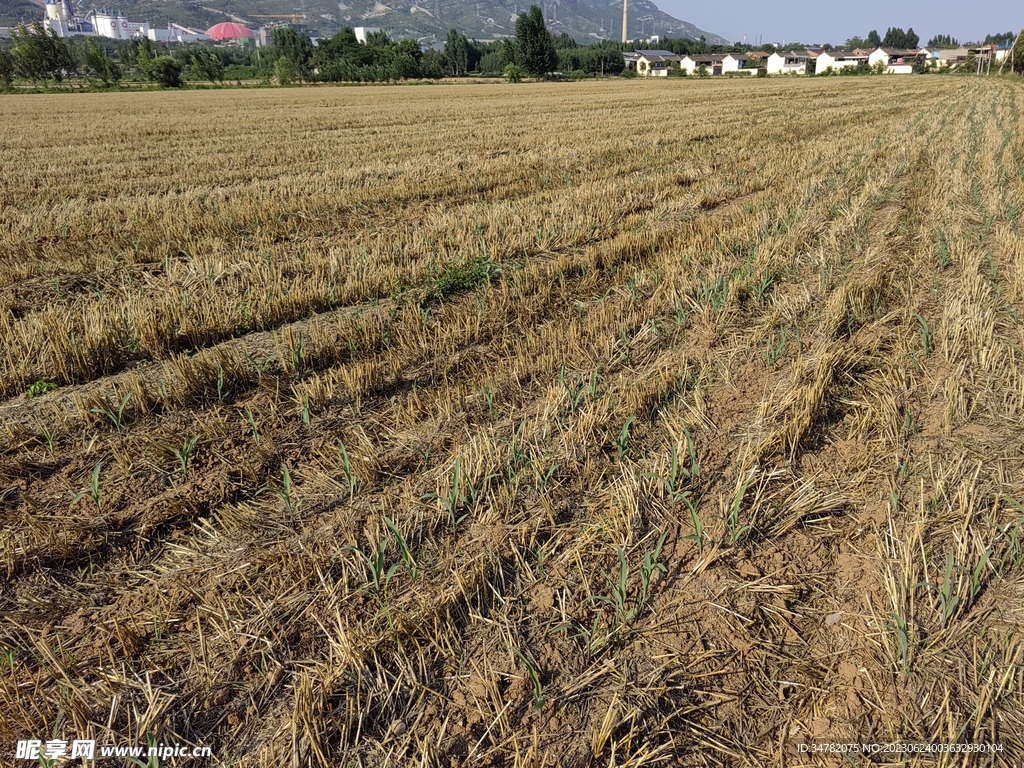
{"left": 621, "top": 0, "right": 627, "bottom": 43}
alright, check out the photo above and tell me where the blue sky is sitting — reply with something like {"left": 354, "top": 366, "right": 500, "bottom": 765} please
{"left": 658, "top": 0, "right": 1021, "bottom": 46}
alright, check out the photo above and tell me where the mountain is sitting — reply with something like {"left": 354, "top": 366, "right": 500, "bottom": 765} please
{"left": 0, "top": 0, "right": 727, "bottom": 46}
{"left": 321, "top": 0, "right": 727, "bottom": 45}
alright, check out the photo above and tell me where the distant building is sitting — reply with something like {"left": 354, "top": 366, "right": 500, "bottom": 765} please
{"left": 815, "top": 50, "right": 869, "bottom": 73}
{"left": 937, "top": 47, "right": 970, "bottom": 67}
{"left": 766, "top": 50, "right": 812, "bottom": 75}
{"left": 149, "top": 24, "right": 209, "bottom": 43}
{"left": 680, "top": 53, "right": 725, "bottom": 75}
{"left": 622, "top": 50, "right": 682, "bottom": 76}
{"left": 206, "top": 21, "right": 254, "bottom": 43}
{"left": 722, "top": 53, "right": 758, "bottom": 74}
{"left": 92, "top": 11, "right": 149, "bottom": 40}
{"left": 40, "top": 0, "right": 200, "bottom": 41}
{"left": 867, "top": 47, "right": 925, "bottom": 74}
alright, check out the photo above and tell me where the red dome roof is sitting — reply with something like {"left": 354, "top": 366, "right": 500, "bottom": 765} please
{"left": 206, "top": 22, "right": 254, "bottom": 40}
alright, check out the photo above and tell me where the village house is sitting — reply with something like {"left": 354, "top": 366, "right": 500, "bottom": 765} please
{"left": 766, "top": 50, "right": 814, "bottom": 75}
{"left": 867, "top": 47, "right": 926, "bottom": 74}
{"left": 815, "top": 50, "right": 869, "bottom": 73}
{"left": 936, "top": 47, "right": 968, "bottom": 67}
{"left": 623, "top": 50, "right": 682, "bottom": 76}
{"left": 680, "top": 53, "right": 725, "bottom": 76}
{"left": 722, "top": 53, "right": 759, "bottom": 75}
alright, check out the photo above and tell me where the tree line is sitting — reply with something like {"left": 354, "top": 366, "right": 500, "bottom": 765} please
{"left": 3, "top": 12, "right": 1022, "bottom": 91}
{"left": 0, "top": 22, "right": 237, "bottom": 88}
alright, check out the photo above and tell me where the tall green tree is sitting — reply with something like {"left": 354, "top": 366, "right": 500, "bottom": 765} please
{"left": 11, "top": 22, "right": 74, "bottom": 85}
{"left": 984, "top": 31, "right": 1015, "bottom": 46}
{"left": 881, "top": 27, "right": 918, "bottom": 48}
{"left": 444, "top": 29, "right": 470, "bottom": 76}
{"left": 85, "top": 37, "right": 121, "bottom": 86}
{"left": 927, "top": 34, "right": 959, "bottom": 49}
{"left": 1012, "top": 31, "right": 1024, "bottom": 75}
{"left": 514, "top": 5, "right": 557, "bottom": 77}
{"left": 273, "top": 27, "right": 314, "bottom": 80}
{"left": 0, "top": 48, "right": 15, "bottom": 89}
{"left": 866, "top": 29, "right": 881, "bottom": 47}
{"left": 148, "top": 56, "right": 183, "bottom": 87}
{"left": 191, "top": 51, "right": 224, "bottom": 83}
{"left": 420, "top": 48, "right": 445, "bottom": 79}
{"left": 274, "top": 55, "right": 296, "bottom": 84}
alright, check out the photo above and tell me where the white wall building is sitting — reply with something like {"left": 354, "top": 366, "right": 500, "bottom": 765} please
{"left": 766, "top": 51, "right": 811, "bottom": 75}
{"left": 722, "top": 53, "right": 757, "bottom": 74}
{"left": 635, "top": 50, "right": 681, "bottom": 76}
{"left": 92, "top": 11, "right": 149, "bottom": 40}
{"left": 148, "top": 24, "right": 209, "bottom": 43}
{"left": 770, "top": 51, "right": 815, "bottom": 74}
{"left": 867, "top": 47, "right": 920, "bottom": 74}
{"left": 680, "top": 54, "right": 724, "bottom": 75}
{"left": 815, "top": 50, "right": 869, "bottom": 73}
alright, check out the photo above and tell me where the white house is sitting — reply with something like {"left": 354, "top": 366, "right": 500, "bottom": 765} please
{"left": 680, "top": 53, "right": 724, "bottom": 75}
{"left": 766, "top": 50, "right": 812, "bottom": 75}
{"left": 814, "top": 50, "right": 869, "bottom": 73}
{"left": 637, "top": 50, "right": 681, "bottom": 76}
{"left": 722, "top": 53, "right": 758, "bottom": 74}
{"left": 867, "top": 47, "right": 924, "bottom": 74}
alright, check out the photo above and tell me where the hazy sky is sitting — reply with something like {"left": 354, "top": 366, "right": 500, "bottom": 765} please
{"left": 658, "top": 0, "right": 1021, "bottom": 46}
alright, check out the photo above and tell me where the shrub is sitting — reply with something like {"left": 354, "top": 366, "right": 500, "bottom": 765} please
{"left": 26, "top": 379, "right": 56, "bottom": 398}
{"left": 430, "top": 257, "right": 495, "bottom": 301}
{"left": 149, "top": 56, "right": 183, "bottom": 88}
{"left": 504, "top": 63, "right": 524, "bottom": 83}
{"left": 275, "top": 56, "right": 296, "bottom": 85}
{"left": 223, "top": 64, "right": 258, "bottom": 81}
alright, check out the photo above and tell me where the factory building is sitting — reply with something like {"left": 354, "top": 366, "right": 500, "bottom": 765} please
{"left": 92, "top": 10, "right": 149, "bottom": 40}
{"left": 148, "top": 24, "right": 209, "bottom": 43}
{"left": 43, "top": 0, "right": 96, "bottom": 37}
{"left": 40, "top": 0, "right": 207, "bottom": 41}
{"left": 206, "top": 21, "right": 254, "bottom": 43}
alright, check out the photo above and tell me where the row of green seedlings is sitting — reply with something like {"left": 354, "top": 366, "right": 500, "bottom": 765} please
{"left": 538, "top": 526, "right": 670, "bottom": 667}
{"left": 887, "top": 545, "right": 994, "bottom": 674}
{"left": 645, "top": 430, "right": 773, "bottom": 551}
{"left": 882, "top": 497, "right": 1024, "bottom": 674}
{"left": 333, "top": 417, "right": 658, "bottom": 604}
{"left": 71, "top": 436, "right": 199, "bottom": 511}
{"left": 515, "top": 531, "right": 671, "bottom": 710}
{"left": 50, "top": 324, "right": 361, "bottom": 450}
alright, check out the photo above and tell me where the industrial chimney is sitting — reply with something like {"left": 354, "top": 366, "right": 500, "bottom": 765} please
{"left": 620, "top": 0, "right": 627, "bottom": 42}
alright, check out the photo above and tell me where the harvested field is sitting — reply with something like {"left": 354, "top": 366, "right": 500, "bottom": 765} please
{"left": 2, "top": 77, "right": 1024, "bottom": 766}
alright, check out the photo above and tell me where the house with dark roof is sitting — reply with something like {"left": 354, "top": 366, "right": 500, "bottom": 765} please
{"left": 722, "top": 53, "right": 760, "bottom": 75}
{"left": 766, "top": 50, "right": 814, "bottom": 75}
{"left": 868, "top": 47, "right": 927, "bottom": 73}
{"left": 815, "top": 50, "right": 870, "bottom": 73}
{"left": 681, "top": 53, "right": 725, "bottom": 76}
{"left": 623, "top": 49, "right": 682, "bottom": 76}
